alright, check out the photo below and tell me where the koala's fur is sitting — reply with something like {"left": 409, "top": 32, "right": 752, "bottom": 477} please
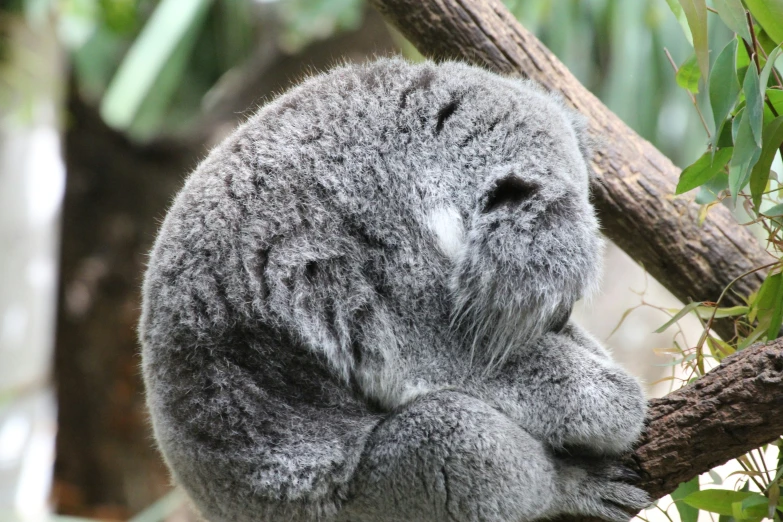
{"left": 140, "top": 59, "right": 648, "bottom": 522}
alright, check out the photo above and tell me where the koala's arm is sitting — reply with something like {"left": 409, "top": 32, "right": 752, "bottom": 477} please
{"left": 477, "top": 323, "right": 647, "bottom": 456}
{"left": 339, "top": 390, "right": 648, "bottom": 522}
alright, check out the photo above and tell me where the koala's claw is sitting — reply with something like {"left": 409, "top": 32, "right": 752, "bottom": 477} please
{"left": 602, "top": 463, "right": 642, "bottom": 483}
{"left": 562, "top": 461, "right": 651, "bottom": 522}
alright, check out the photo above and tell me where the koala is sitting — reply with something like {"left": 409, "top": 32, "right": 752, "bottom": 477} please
{"left": 139, "top": 58, "right": 649, "bottom": 522}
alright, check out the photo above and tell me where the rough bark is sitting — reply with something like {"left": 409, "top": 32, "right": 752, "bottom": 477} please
{"left": 369, "top": 0, "right": 774, "bottom": 342}
{"left": 633, "top": 340, "right": 783, "bottom": 499}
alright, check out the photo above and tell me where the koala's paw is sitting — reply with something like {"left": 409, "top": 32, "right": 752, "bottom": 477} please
{"left": 559, "top": 460, "right": 651, "bottom": 522}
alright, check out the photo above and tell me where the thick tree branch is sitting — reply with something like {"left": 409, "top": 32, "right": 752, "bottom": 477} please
{"left": 370, "top": 0, "right": 773, "bottom": 342}
{"left": 633, "top": 340, "right": 783, "bottom": 499}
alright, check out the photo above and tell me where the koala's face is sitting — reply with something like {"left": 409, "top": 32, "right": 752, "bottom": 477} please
{"left": 410, "top": 69, "right": 603, "bottom": 366}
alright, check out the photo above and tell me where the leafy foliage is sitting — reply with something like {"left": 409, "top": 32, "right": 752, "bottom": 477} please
{"left": 661, "top": 1, "right": 783, "bottom": 520}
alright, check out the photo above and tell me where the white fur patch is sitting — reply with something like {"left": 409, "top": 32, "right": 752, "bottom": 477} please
{"left": 427, "top": 206, "right": 465, "bottom": 259}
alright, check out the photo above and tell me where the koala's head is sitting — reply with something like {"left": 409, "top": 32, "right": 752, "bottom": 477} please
{"left": 204, "top": 59, "right": 603, "bottom": 373}
{"left": 385, "top": 62, "right": 604, "bottom": 368}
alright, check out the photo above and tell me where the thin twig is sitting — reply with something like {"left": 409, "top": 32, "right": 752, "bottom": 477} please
{"left": 746, "top": 11, "right": 761, "bottom": 72}
{"left": 664, "top": 48, "right": 711, "bottom": 137}
{"left": 737, "top": 457, "right": 767, "bottom": 492}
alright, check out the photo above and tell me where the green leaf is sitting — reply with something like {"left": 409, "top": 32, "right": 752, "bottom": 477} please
{"left": 665, "top": 0, "right": 694, "bottom": 44}
{"left": 679, "top": 0, "right": 710, "bottom": 78}
{"left": 756, "top": 272, "right": 782, "bottom": 322}
{"left": 732, "top": 107, "right": 745, "bottom": 144}
{"left": 745, "top": 0, "right": 783, "bottom": 44}
{"left": 696, "top": 172, "right": 730, "bottom": 204}
{"left": 678, "top": 0, "right": 709, "bottom": 80}
{"left": 737, "top": 37, "right": 751, "bottom": 85}
{"left": 750, "top": 116, "right": 783, "bottom": 209}
{"left": 729, "top": 109, "right": 762, "bottom": 203}
{"left": 769, "top": 89, "right": 783, "bottom": 115}
{"left": 677, "top": 148, "right": 733, "bottom": 193}
{"left": 100, "top": 0, "right": 213, "bottom": 130}
{"left": 682, "top": 490, "right": 767, "bottom": 517}
{"left": 765, "top": 273, "right": 783, "bottom": 340}
{"left": 672, "top": 478, "right": 700, "bottom": 522}
{"left": 655, "top": 301, "right": 703, "bottom": 333}
{"left": 710, "top": 40, "right": 741, "bottom": 148}
{"left": 713, "top": 0, "right": 753, "bottom": 44}
{"left": 696, "top": 305, "right": 749, "bottom": 318}
{"left": 677, "top": 54, "right": 702, "bottom": 93}
{"left": 744, "top": 62, "right": 764, "bottom": 147}
{"left": 739, "top": 317, "right": 773, "bottom": 349}
{"left": 759, "top": 45, "right": 783, "bottom": 90}
{"left": 765, "top": 203, "right": 783, "bottom": 216}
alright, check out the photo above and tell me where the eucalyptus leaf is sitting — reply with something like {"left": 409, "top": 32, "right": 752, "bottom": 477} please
{"left": 677, "top": 148, "right": 733, "bottom": 194}
{"left": 736, "top": 37, "right": 751, "bottom": 84}
{"left": 768, "top": 90, "right": 783, "bottom": 115}
{"left": 655, "top": 301, "right": 703, "bottom": 333}
{"left": 744, "top": 0, "right": 783, "bottom": 44}
{"left": 712, "top": 0, "right": 752, "bottom": 44}
{"left": 765, "top": 203, "right": 783, "bottom": 216}
{"left": 729, "top": 109, "right": 762, "bottom": 203}
{"left": 665, "top": 0, "right": 694, "bottom": 44}
{"left": 695, "top": 172, "right": 730, "bottom": 204}
{"left": 710, "top": 40, "right": 740, "bottom": 148}
{"left": 672, "top": 478, "right": 700, "bottom": 522}
{"left": 750, "top": 116, "right": 783, "bottom": 209}
{"left": 678, "top": 0, "right": 709, "bottom": 79}
{"left": 743, "top": 61, "right": 763, "bottom": 147}
{"left": 767, "top": 273, "right": 783, "bottom": 340}
{"left": 682, "top": 490, "right": 767, "bottom": 517}
{"left": 759, "top": 44, "right": 783, "bottom": 89}
{"left": 100, "top": 0, "right": 213, "bottom": 130}
{"left": 677, "top": 54, "right": 702, "bottom": 93}
{"left": 732, "top": 107, "right": 744, "bottom": 144}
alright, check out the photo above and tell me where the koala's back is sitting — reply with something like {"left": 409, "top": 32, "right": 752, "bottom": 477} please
{"left": 140, "top": 59, "right": 586, "bottom": 520}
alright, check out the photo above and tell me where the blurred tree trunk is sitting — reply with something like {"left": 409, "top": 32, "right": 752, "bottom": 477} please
{"left": 53, "top": 9, "right": 397, "bottom": 518}
{"left": 54, "top": 92, "right": 195, "bottom": 519}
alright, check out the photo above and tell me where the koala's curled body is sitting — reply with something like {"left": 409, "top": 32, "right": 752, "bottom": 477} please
{"left": 140, "top": 59, "right": 648, "bottom": 522}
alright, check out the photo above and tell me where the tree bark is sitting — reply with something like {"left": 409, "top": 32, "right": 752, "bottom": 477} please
{"left": 369, "top": 0, "right": 773, "bottom": 342}
{"left": 634, "top": 340, "right": 783, "bottom": 499}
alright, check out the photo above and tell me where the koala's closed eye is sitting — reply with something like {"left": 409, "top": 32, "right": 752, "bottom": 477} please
{"left": 435, "top": 99, "right": 459, "bottom": 133}
{"left": 483, "top": 176, "right": 539, "bottom": 213}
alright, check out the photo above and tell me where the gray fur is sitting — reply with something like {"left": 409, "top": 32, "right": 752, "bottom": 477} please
{"left": 139, "top": 58, "right": 648, "bottom": 522}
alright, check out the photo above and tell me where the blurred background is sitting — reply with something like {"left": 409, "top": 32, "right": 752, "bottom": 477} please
{"left": 0, "top": 0, "right": 753, "bottom": 520}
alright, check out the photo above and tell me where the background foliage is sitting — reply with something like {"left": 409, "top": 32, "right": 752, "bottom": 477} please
{"left": 652, "top": 1, "right": 783, "bottom": 521}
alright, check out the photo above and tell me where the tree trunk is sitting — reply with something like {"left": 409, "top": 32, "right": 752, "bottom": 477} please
{"left": 369, "top": 0, "right": 773, "bottom": 342}
{"left": 54, "top": 94, "right": 198, "bottom": 519}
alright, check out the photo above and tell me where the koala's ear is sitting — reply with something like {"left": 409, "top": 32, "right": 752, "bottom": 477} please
{"left": 566, "top": 109, "right": 595, "bottom": 163}
{"left": 564, "top": 107, "right": 603, "bottom": 183}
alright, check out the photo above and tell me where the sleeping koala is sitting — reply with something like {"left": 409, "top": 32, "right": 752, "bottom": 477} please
{"left": 140, "top": 58, "right": 649, "bottom": 522}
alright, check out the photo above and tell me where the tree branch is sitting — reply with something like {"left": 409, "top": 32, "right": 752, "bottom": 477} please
{"left": 369, "top": 0, "right": 773, "bottom": 342}
{"left": 633, "top": 340, "right": 783, "bottom": 499}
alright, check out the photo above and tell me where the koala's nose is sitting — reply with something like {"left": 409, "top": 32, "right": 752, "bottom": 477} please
{"left": 482, "top": 175, "right": 539, "bottom": 213}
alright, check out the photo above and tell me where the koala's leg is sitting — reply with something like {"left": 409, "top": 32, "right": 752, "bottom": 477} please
{"left": 338, "top": 391, "right": 647, "bottom": 522}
